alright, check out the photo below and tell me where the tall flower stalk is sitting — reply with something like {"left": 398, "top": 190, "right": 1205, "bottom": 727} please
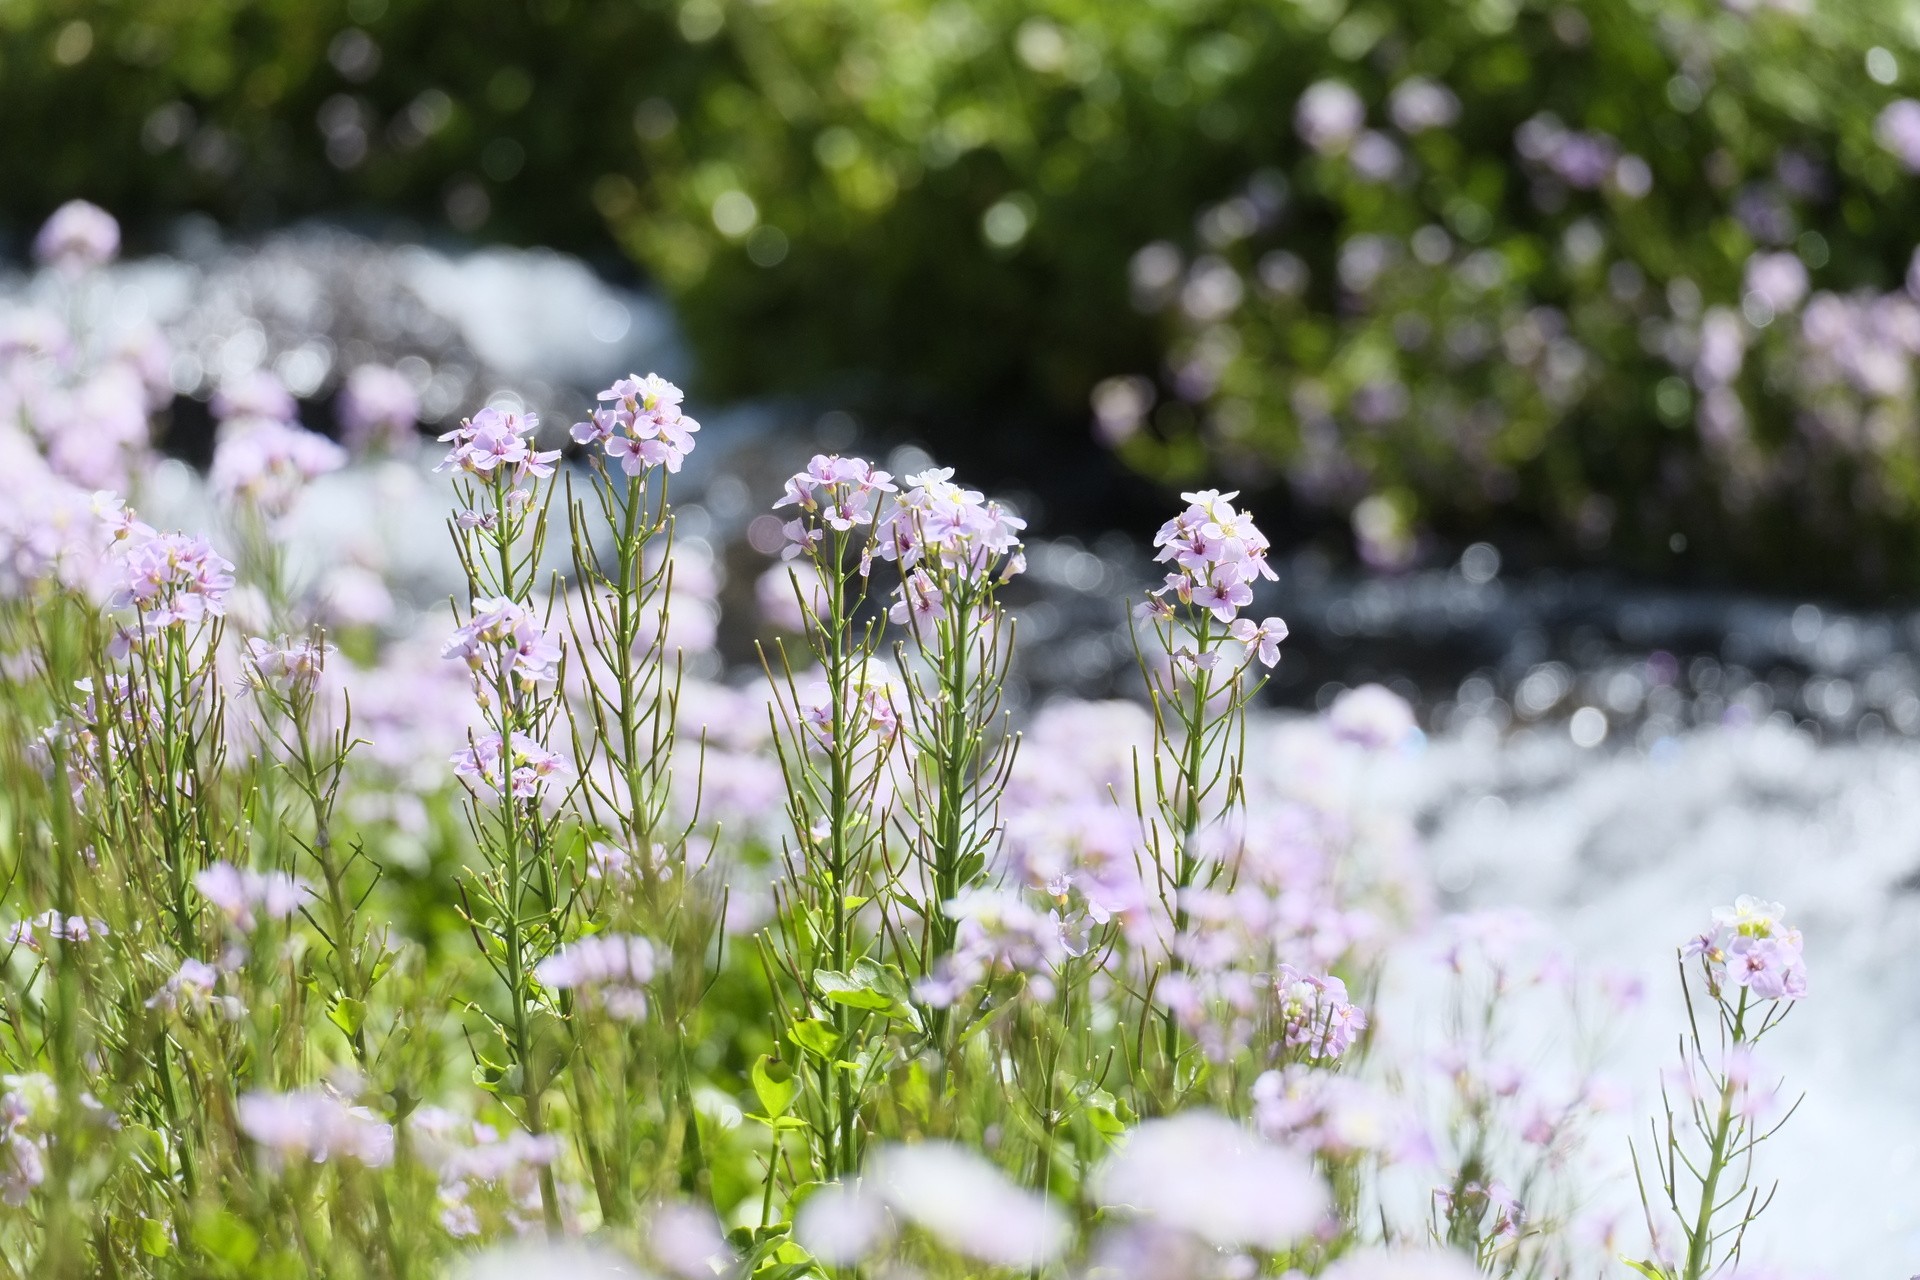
{"left": 875, "top": 467, "right": 1025, "bottom": 1056}
{"left": 761, "top": 455, "right": 901, "bottom": 1185}
{"left": 1131, "top": 489, "right": 1286, "bottom": 1102}
{"left": 561, "top": 373, "right": 708, "bottom": 1220}
{"left": 438, "top": 406, "right": 574, "bottom": 1232}
{"left": 1631, "top": 896, "right": 1807, "bottom": 1280}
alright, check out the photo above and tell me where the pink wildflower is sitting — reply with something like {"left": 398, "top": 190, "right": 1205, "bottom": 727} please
{"left": 451, "top": 731, "right": 575, "bottom": 799}
{"left": 33, "top": 201, "right": 119, "bottom": 271}
{"left": 571, "top": 373, "right": 700, "bottom": 474}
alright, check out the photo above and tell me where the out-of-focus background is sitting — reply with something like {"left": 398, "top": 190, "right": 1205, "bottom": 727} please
{"left": 7, "top": 0, "right": 1920, "bottom": 1268}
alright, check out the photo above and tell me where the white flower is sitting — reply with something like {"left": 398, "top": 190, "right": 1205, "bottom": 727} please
{"left": 868, "top": 1142, "right": 1068, "bottom": 1268}
{"left": 1092, "top": 1111, "right": 1328, "bottom": 1250}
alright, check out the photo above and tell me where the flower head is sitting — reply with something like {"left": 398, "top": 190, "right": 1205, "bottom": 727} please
{"left": 797, "top": 674, "right": 900, "bottom": 751}
{"left": 239, "top": 1087, "right": 394, "bottom": 1167}
{"left": 338, "top": 364, "right": 421, "bottom": 452}
{"left": 1327, "top": 683, "right": 1418, "bottom": 750}
{"left": 535, "top": 933, "right": 657, "bottom": 1020}
{"left": 867, "top": 1142, "right": 1068, "bottom": 1268}
{"left": 572, "top": 373, "right": 700, "bottom": 474}
{"left": 772, "top": 455, "right": 896, "bottom": 556}
{"left": 1274, "top": 964, "right": 1368, "bottom": 1060}
{"left": 212, "top": 370, "right": 299, "bottom": 427}
{"left": 442, "top": 597, "right": 563, "bottom": 690}
{"left": 437, "top": 407, "right": 557, "bottom": 487}
{"left": 34, "top": 201, "right": 119, "bottom": 271}
{"left": 1229, "top": 615, "right": 1289, "bottom": 668}
{"left": 1684, "top": 896, "right": 1807, "bottom": 1001}
{"left": 1149, "top": 490, "right": 1277, "bottom": 623}
{"left": 1253, "top": 1066, "right": 1429, "bottom": 1162}
{"left": 451, "top": 731, "right": 575, "bottom": 799}
{"left": 5, "top": 910, "right": 108, "bottom": 950}
{"left": 107, "top": 529, "right": 235, "bottom": 631}
{"left": 212, "top": 420, "right": 347, "bottom": 519}
{"left": 873, "top": 465, "right": 1026, "bottom": 594}
{"left": 194, "top": 861, "right": 311, "bottom": 932}
{"left": 243, "top": 635, "right": 336, "bottom": 698}
{"left": 1093, "top": 1111, "right": 1329, "bottom": 1250}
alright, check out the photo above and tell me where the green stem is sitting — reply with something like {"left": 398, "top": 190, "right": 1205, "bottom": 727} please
{"left": 1160, "top": 615, "right": 1213, "bottom": 1089}
{"left": 1682, "top": 991, "right": 1750, "bottom": 1280}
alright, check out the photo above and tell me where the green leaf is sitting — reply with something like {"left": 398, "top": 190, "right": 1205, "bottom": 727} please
{"left": 326, "top": 995, "right": 366, "bottom": 1039}
{"left": 192, "top": 1209, "right": 259, "bottom": 1267}
{"left": 470, "top": 1057, "right": 511, "bottom": 1094}
{"left": 139, "top": 1217, "right": 172, "bottom": 1258}
{"left": 1622, "top": 1261, "right": 1671, "bottom": 1280}
{"left": 813, "top": 960, "right": 922, "bottom": 1029}
{"left": 1077, "top": 1086, "right": 1130, "bottom": 1138}
{"left": 751, "top": 1054, "right": 799, "bottom": 1118}
{"left": 898, "top": 1058, "right": 932, "bottom": 1123}
{"left": 814, "top": 968, "right": 893, "bottom": 1011}
{"left": 753, "top": 1264, "right": 816, "bottom": 1280}
{"left": 788, "top": 1018, "right": 838, "bottom": 1060}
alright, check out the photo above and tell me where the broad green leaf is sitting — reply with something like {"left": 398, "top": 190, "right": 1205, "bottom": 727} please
{"left": 898, "top": 1058, "right": 932, "bottom": 1122}
{"left": 326, "top": 995, "right": 366, "bottom": 1038}
{"left": 139, "top": 1217, "right": 172, "bottom": 1258}
{"left": 788, "top": 1018, "right": 838, "bottom": 1060}
{"left": 471, "top": 1057, "right": 512, "bottom": 1094}
{"left": 814, "top": 968, "right": 893, "bottom": 1011}
{"left": 192, "top": 1209, "right": 259, "bottom": 1267}
{"left": 751, "top": 1054, "right": 799, "bottom": 1117}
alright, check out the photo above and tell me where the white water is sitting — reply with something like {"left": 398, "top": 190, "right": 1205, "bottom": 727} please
{"left": 1396, "top": 722, "right": 1920, "bottom": 1274}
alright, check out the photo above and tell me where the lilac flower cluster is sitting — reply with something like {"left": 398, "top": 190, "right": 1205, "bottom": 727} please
{"left": 337, "top": 364, "right": 421, "bottom": 454}
{"left": 873, "top": 466, "right": 1026, "bottom": 591}
{"left": 1684, "top": 895, "right": 1808, "bottom": 1001}
{"left": 1273, "top": 963, "right": 1368, "bottom": 1060}
{"left": 533, "top": 933, "right": 657, "bottom": 1020}
{"left": 1092, "top": 1110, "right": 1328, "bottom": 1250}
{"left": 915, "top": 886, "right": 1079, "bottom": 1006}
{"left": 0, "top": 1075, "right": 59, "bottom": 1207}
{"left": 194, "top": 862, "right": 311, "bottom": 933}
{"left": 450, "top": 731, "right": 575, "bottom": 800}
{"left": 238, "top": 1086, "right": 395, "bottom": 1168}
{"left": 862, "top": 1142, "right": 1069, "bottom": 1268}
{"left": 436, "top": 407, "right": 558, "bottom": 489}
{"left": 103, "top": 518, "right": 236, "bottom": 634}
{"left": 410, "top": 1108, "right": 562, "bottom": 1238}
{"left": 569, "top": 373, "right": 700, "bottom": 474}
{"left": 797, "top": 674, "right": 900, "bottom": 751}
{"left": 1327, "top": 682, "right": 1420, "bottom": 751}
{"left": 243, "top": 635, "right": 336, "bottom": 698}
{"left": 210, "top": 418, "right": 347, "bottom": 521}
{"left": 772, "top": 455, "right": 897, "bottom": 558}
{"left": 442, "top": 597, "right": 564, "bottom": 692}
{"left": 31, "top": 672, "right": 160, "bottom": 803}
{"left": 5, "top": 909, "right": 109, "bottom": 950}
{"left": 1147, "top": 489, "right": 1284, "bottom": 642}
{"left": 32, "top": 200, "right": 119, "bottom": 272}
{"left": 1253, "top": 1065, "right": 1427, "bottom": 1162}
{"left": 144, "top": 959, "right": 243, "bottom": 1019}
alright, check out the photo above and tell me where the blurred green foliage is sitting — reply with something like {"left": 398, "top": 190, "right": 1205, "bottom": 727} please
{"left": 7, "top": 0, "right": 1920, "bottom": 583}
